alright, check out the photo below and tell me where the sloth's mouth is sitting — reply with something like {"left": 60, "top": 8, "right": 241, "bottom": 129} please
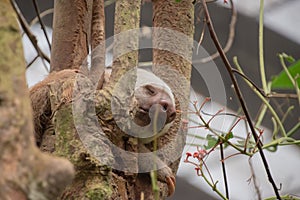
{"left": 137, "top": 105, "right": 168, "bottom": 125}
{"left": 133, "top": 107, "right": 151, "bottom": 126}
{"left": 133, "top": 102, "right": 171, "bottom": 128}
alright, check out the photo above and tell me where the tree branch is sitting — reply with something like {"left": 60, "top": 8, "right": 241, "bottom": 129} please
{"left": 198, "top": 0, "right": 237, "bottom": 63}
{"left": 32, "top": 0, "right": 52, "bottom": 51}
{"left": 11, "top": 0, "right": 50, "bottom": 69}
{"left": 200, "top": 1, "right": 281, "bottom": 199}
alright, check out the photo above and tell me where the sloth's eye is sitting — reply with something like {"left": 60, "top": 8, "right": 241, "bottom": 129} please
{"left": 145, "top": 85, "right": 156, "bottom": 95}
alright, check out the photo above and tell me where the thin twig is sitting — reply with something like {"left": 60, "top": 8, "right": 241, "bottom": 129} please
{"left": 248, "top": 158, "right": 262, "bottom": 200}
{"left": 26, "top": 55, "right": 39, "bottom": 69}
{"left": 197, "top": 0, "right": 237, "bottom": 63}
{"left": 201, "top": 110, "right": 240, "bottom": 118}
{"left": 259, "top": 0, "right": 268, "bottom": 93}
{"left": 200, "top": 0, "right": 281, "bottom": 199}
{"left": 10, "top": 0, "right": 50, "bottom": 71}
{"left": 287, "top": 122, "right": 300, "bottom": 137}
{"left": 220, "top": 143, "right": 229, "bottom": 199}
{"left": 196, "top": 19, "right": 206, "bottom": 55}
{"left": 222, "top": 152, "right": 243, "bottom": 161}
{"left": 255, "top": 0, "right": 270, "bottom": 129}
{"left": 32, "top": 0, "right": 52, "bottom": 51}
{"left": 30, "top": 8, "right": 54, "bottom": 26}
{"left": 267, "top": 93, "right": 298, "bottom": 99}
{"left": 192, "top": 101, "right": 252, "bottom": 155}
{"left": 232, "top": 68, "right": 265, "bottom": 97}
{"left": 201, "top": 167, "right": 228, "bottom": 200}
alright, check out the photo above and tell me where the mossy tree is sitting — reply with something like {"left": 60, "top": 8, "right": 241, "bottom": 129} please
{"left": 0, "top": 0, "right": 194, "bottom": 199}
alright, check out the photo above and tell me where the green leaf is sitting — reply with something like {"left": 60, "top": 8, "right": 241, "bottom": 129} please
{"left": 271, "top": 60, "right": 300, "bottom": 89}
{"left": 225, "top": 132, "right": 234, "bottom": 141}
{"left": 204, "top": 135, "right": 218, "bottom": 149}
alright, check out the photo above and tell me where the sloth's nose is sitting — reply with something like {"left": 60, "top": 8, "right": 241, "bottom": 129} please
{"left": 159, "top": 99, "right": 176, "bottom": 123}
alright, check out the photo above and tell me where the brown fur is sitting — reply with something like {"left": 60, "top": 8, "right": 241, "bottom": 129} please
{"left": 29, "top": 69, "right": 80, "bottom": 146}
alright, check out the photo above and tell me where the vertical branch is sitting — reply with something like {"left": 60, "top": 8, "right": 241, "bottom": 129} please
{"left": 249, "top": 158, "right": 262, "bottom": 200}
{"left": 152, "top": 0, "right": 194, "bottom": 197}
{"left": 153, "top": 0, "right": 194, "bottom": 79}
{"left": 109, "top": 0, "right": 141, "bottom": 86}
{"left": 220, "top": 143, "right": 229, "bottom": 199}
{"left": 259, "top": 0, "right": 268, "bottom": 93}
{"left": 200, "top": 1, "right": 281, "bottom": 199}
{"left": 152, "top": 1, "right": 194, "bottom": 134}
{"left": 233, "top": 58, "right": 286, "bottom": 136}
{"left": 153, "top": 0, "right": 194, "bottom": 111}
{"left": 107, "top": 0, "right": 142, "bottom": 199}
{"left": 90, "top": 0, "right": 105, "bottom": 50}
{"left": 255, "top": 0, "right": 269, "bottom": 128}
{"left": 109, "top": 0, "right": 141, "bottom": 116}
{"left": 90, "top": 0, "right": 106, "bottom": 86}
{"left": 51, "top": 0, "right": 91, "bottom": 72}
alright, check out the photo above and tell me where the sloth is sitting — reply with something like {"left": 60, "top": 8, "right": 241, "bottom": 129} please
{"left": 103, "top": 68, "right": 178, "bottom": 195}
{"left": 118, "top": 69, "right": 176, "bottom": 144}
{"left": 30, "top": 68, "right": 177, "bottom": 196}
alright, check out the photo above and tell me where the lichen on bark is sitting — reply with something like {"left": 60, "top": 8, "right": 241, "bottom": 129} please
{"left": 0, "top": 1, "right": 75, "bottom": 200}
{"left": 46, "top": 74, "right": 114, "bottom": 199}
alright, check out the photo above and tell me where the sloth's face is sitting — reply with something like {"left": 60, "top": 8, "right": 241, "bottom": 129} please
{"left": 132, "top": 84, "right": 176, "bottom": 127}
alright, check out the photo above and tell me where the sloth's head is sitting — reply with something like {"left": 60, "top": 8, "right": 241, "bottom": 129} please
{"left": 129, "top": 69, "right": 176, "bottom": 143}
{"left": 133, "top": 83, "right": 176, "bottom": 127}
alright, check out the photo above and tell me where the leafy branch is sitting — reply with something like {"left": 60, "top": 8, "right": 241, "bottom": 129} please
{"left": 186, "top": 96, "right": 300, "bottom": 199}
{"left": 199, "top": 0, "right": 282, "bottom": 198}
{"left": 185, "top": 0, "right": 300, "bottom": 199}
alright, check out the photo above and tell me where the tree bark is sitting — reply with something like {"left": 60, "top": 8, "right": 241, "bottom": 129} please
{"left": 152, "top": 0, "right": 194, "bottom": 197}
{"left": 51, "top": 0, "right": 91, "bottom": 72}
{"left": 49, "top": 74, "right": 114, "bottom": 199}
{"left": 109, "top": 0, "right": 142, "bottom": 199}
{"left": 90, "top": 0, "right": 106, "bottom": 87}
{"left": 0, "top": 1, "right": 74, "bottom": 200}
{"left": 109, "top": 0, "right": 141, "bottom": 86}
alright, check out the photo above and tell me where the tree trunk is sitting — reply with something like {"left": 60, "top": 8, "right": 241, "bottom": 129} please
{"left": 90, "top": 0, "right": 106, "bottom": 87}
{"left": 109, "top": 0, "right": 141, "bottom": 86}
{"left": 152, "top": 0, "right": 194, "bottom": 196}
{"left": 0, "top": 1, "right": 74, "bottom": 200}
{"left": 109, "top": 0, "right": 142, "bottom": 199}
{"left": 51, "top": 0, "right": 91, "bottom": 72}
